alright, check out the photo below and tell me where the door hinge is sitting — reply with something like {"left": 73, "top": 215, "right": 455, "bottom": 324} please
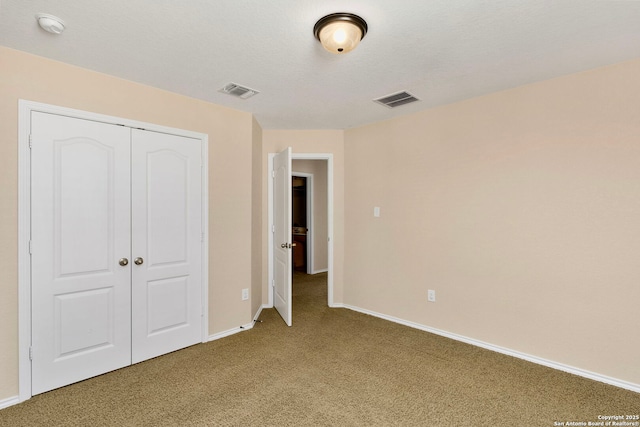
{"left": 272, "top": 225, "right": 275, "bottom": 233}
{"left": 272, "top": 170, "right": 275, "bottom": 178}
{"left": 29, "top": 346, "right": 33, "bottom": 361}
{"left": 28, "top": 240, "right": 32, "bottom": 255}
{"left": 201, "top": 232, "right": 205, "bottom": 243}
{"left": 29, "top": 134, "right": 32, "bottom": 149}
{"left": 272, "top": 279, "right": 275, "bottom": 288}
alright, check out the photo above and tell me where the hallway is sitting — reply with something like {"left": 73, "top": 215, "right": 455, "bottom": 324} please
{"left": 291, "top": 271, "right": 328, "bottom": 322}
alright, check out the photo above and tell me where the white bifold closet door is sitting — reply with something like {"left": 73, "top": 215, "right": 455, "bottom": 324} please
{"left": 130, "top": 128, "right": 202, "bottom": 363}
{"left": 31, "top": 112, "right": 202, "bottom": 395}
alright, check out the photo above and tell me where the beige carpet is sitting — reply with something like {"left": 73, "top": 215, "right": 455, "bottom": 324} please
{"left": 1, "top": 272, "right": 638, "bottom": 426}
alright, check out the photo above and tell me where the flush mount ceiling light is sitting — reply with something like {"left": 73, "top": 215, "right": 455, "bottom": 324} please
{"left": 35, "top": 13, "right": 66, "bottom": 34}
{"left": 313, "top": 12, "right": 368, "bottom": 54}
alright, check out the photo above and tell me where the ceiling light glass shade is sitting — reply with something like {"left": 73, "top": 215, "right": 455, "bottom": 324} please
{"left": 314, "top": 13, "right": 368, "bottom": 54}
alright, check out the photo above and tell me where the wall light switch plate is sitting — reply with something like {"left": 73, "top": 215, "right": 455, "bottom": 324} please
{"left": 428, "top": 290, "right": 436, "bottom": 302}
{"left": 242, "top": 289, "right": 249, "bottom": 301}
{"left": 374, "top": 207, "right": 381, "bottom": 217}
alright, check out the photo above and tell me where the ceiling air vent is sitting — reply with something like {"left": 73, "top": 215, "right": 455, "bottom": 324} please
{"left": 374, "top": 91, "right": 420, "bottom": 108}
{"left": 219, "top": 83, "right": 259, "bottom": 99}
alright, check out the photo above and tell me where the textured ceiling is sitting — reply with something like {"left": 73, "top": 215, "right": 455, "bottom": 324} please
{"left": 1, "top": 1, "right": 639, "bottom": 129}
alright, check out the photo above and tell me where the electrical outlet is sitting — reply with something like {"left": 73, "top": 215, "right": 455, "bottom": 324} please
{"left": 428, "top": 289, "right": 436, "bottom": 302}
{"left": 242, "top": 288, "right": 249, "bottom": 301}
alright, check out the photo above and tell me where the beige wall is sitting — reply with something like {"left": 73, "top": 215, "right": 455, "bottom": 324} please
{"left": 344, "top": 59, "right": 640, "bottom": 385}
{"left": 292, "top": 160, "right": 329, "bottom": 272}
{"left": 261, "top": 130, "right": 344, "bottom": 306}
{"left": 251, "top": 117, "right": 264, "bottom": 317}
{"left": 0, "top": 47, "right": 254, "bottom": 400}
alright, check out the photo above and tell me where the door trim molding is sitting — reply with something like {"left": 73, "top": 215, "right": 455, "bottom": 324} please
{"left": 18, "top": 100, "right": 209, "bottom": 402}
{"left": 268, "top": 153, "right": 334, "bottom": 309}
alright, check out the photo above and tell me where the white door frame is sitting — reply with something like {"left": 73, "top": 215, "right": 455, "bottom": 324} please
{"left": 291, "top": 171, "right": 314, "bottom": 274}
{"left": 268, "top": 153, "right": 334, "bottom": 308}
{"left": 17, "top": 100, "right": 209, "bottom": 402}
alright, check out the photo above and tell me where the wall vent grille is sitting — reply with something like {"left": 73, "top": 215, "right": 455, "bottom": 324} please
{"left": 219, "top": 83, "right": 259, "bottom": 99}
{"left": 373, "top": 91, "right": 420, "bottom": 108}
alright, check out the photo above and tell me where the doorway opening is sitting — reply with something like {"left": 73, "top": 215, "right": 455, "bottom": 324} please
{"left": 291, "top": 176, "right": 313, "bottom": 274}
{"left": 291, "top": 162, "right": 329, "bottom": 316}
{"left": 292, "top": 174, "right": 309, "bottom": 273}
{"left": 268, "top": 152, "right": 334, "bottom": 325}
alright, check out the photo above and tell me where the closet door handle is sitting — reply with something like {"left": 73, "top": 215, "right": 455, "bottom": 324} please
{"left": 134, "top": 257, "right": 144, "bottom": 265}
{"left": 119, "top": 258, "right": 129, "bottom": 266}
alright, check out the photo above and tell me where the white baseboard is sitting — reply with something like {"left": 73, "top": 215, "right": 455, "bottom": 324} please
{"left": 0, "top": 395, "right": 20, "bottom": 410}
{"left": 311, "top": 269, "right": 328, "bottom": 274}
{"left": 253, "top": 304, "right": 269, "bottom": 322}
{"left": 207, "top": 305, "right": 273, "bottom": 342}
{"left": 207, "top": 322, "right": 253, "bottom": 342}
{"left": 340, "top": 304, "right": 640, "bottom": 394}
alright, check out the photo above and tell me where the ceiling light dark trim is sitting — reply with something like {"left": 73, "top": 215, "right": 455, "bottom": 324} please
{"left": 313, "top": 13, "right": 368, "bottom": 42}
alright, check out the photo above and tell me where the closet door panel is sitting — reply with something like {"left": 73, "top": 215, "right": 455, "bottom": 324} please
{"left": 130, "top": 129, "right": 202, "bottom": 363}
{"left": 31, "top": 112, "right": 132, "bottom": 395}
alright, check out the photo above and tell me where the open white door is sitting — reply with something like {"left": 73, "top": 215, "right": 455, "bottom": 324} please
{"left": 273, "top": 147, "right": 292, "bottom": 326}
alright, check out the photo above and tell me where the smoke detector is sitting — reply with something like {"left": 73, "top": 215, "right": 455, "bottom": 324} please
{"left": 36, "top": 13, "right": 66, "bottom": 35}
